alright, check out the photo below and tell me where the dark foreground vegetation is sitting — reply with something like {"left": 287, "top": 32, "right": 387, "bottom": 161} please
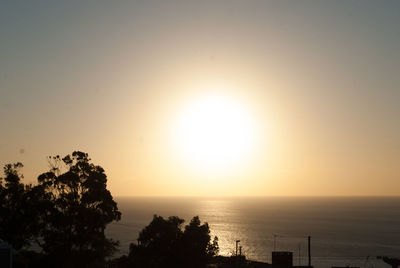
{"left": 0, "top": 151, "right": 220, "bottom": 268}
{"left": 109, "top": 215, "right": 219, "bottom": 268}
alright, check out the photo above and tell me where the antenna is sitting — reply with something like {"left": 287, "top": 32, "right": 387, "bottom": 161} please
{"left": 273, "top": 234, "right": 283, "bottom": 251}
{"left": 364, "top": 256, "right": 370, "bottom": 268}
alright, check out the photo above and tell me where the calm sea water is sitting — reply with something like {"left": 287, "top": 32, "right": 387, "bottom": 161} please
{"left": 106, "top": 197, "right": 400, "bottom": 268}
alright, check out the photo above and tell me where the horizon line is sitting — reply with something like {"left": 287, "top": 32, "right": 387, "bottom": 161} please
{"left": 114, "top": 194, "right": 400, "bottom": 198}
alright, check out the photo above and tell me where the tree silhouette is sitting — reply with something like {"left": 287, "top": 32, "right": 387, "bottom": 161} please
{"left": 182, "top": 216, "right": 219, "bottom": 267}
{"left": 0, "top": 163, "right": 41, "bottom": 250}
{"left": 36, "top": 151, "right": 121, "bottom": 267}
{"left": 128, "top": 215, "right": 184, "bottom": 267}
{"left": 1, "top": 153, "right": 220, "bottom": 268}
{"left": 127, "top": 215, "right": 218, "bottom": 268}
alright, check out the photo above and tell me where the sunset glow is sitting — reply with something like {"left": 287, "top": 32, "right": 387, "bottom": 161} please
{"left": 172, "top": 93, "right": 257, "bottom": 175}
{"left": 1, "top": 1, "right": 399, "bottom": 196}
{"left": 2, "top": 2, "right": 400, "bottom": 268}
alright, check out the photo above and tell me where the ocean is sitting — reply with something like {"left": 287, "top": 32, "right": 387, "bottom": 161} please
{"left": 106, "top": 197, "right": 400, "bottom": 268}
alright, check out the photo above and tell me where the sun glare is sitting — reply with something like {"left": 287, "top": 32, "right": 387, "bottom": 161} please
{"left": 172, "top": 93, "right": 257, "bottom": 176}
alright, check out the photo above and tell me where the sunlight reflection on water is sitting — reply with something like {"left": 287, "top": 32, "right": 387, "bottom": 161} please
{"left": 106, "top": 197, "right": 400, "bottom": 268}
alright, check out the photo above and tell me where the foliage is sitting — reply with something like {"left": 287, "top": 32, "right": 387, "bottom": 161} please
{"left": 127, "top": 215, "right": 219, "bottom": 268}
{"left": 1, "top": 152, "right": 222, "bottom": 268}
{"left": 0, "top": 163, "right": 42, "bottom": 250}
{"left": 129, "top": 215, "right": 185, "bottom": 267}
{"left": 182, "top": 216, "right": 219, "bottom": 267}
{"left": 36, "top": 151, "right": 121, "bottom": 267}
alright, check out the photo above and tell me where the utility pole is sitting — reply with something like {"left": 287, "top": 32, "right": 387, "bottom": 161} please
{"left": 308, "top": 236, "right": 311, "bottom": 267}
{"left": 236, "top": 240, "right": 240, "bottom": 256}
{"left": 299, "top": 243, "right": 301, "bottom": 265}
{"left": 273, "top": 234, "right": 282, "bottom": 251}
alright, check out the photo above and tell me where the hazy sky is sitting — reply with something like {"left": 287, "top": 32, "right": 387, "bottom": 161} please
{"left": 1, "top": 1, "right": 399, "bottom": 196}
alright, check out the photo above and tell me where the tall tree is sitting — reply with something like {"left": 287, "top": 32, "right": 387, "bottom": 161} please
{"left": 0, "top": 163, "right": 41, "bottom": 250}
{"left": 37, "top": 151, "right": 121, "bottom": 267}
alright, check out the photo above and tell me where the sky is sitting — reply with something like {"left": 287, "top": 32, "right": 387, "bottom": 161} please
{"left": 1, "top": 1, "right": 399, "bottom": 196}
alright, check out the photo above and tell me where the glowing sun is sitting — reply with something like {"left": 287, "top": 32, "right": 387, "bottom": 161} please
{"left": 172, "top": 93, "right": 257, "bottom": 175}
